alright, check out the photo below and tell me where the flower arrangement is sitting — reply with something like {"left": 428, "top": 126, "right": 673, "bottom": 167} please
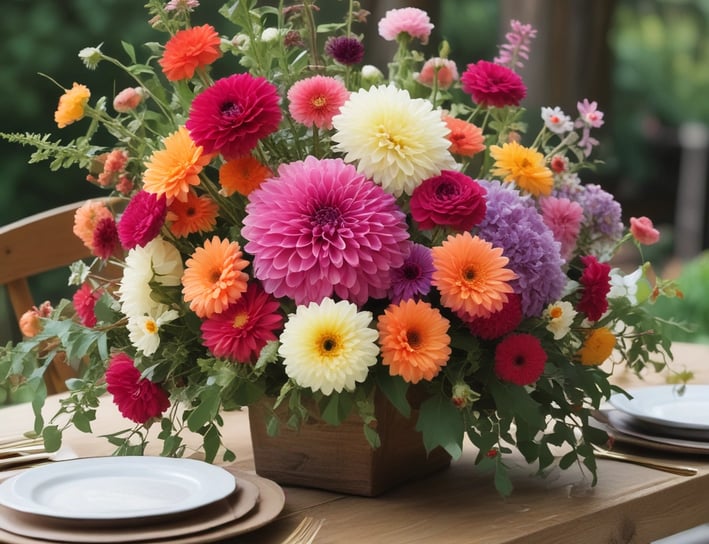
{"left": 1, "top": 0, "right": 683, "bottom": 495}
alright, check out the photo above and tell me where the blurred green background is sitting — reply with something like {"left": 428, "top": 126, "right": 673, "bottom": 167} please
{"left": 2, "top": 0, "right": 709, "bottom": 345}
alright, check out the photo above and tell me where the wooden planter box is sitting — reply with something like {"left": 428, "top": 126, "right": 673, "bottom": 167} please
{"left": 248, "top": 392, "right": 451, "bottom": 496}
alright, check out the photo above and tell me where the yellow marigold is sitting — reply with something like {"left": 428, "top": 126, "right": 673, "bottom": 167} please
{"left": 54, "top": 83, "right": 91, "bottom": 128}
{"left": 578, "top": 327, "right": 616, "bottom": 366}
{"left": 489, "top": 141, "right": 553, "bottom": 197}
{"left": 143, "top": 127, "right": 212, "bottom": 202}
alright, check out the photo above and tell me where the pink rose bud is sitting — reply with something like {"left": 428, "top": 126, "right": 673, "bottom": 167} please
{"left": 417, "top": 57, "right": 459, "bottom": 90}
{"left": 630, "top": 216, "right": 660, "bottom": 245}
{"left": 113, "top": 87, "right": 144, "bottom": 113}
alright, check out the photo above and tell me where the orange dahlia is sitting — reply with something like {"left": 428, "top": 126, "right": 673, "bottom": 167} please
{"left": 219, "top": 155, "right": 271, "bottom": 196}
{"left": 167, "top": 190, "right": 219, "bottom": 237}
{"left": 431, "top": 231, "right": 516, "bottom": 319}
{"left": 443, "top": 116, "right": 485, "bottom": 157}
{"left": 181, "top": 236, "right": 249, "bottom": 318}
{"left": 143, "top": 127, "right": 211, "bottom": 202}
{"left": 377, "top": 299, "right": 451, "bottom": 384}
{"left": 159, "top": 24, "right": 222, "bottom": 81}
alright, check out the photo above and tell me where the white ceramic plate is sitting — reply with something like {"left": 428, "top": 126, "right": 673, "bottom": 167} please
{"left": 602, "top": 410, "right": 709, "bottom": 453}
{"left": 609, "top": 385, "right": 709, "bottom": 431}
{"left": 0, "top": 456, "right": 235, "bottom": 520}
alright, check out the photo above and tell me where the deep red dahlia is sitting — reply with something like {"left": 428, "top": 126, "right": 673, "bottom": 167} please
{"left": 465, "top": 293, "right": 522, "bottom": 340}
{"left": 105, "top": 353, "right": 170, "bottom": 424}
{"left": 72, "top": 283, "right": 101, "bottom": 328}
{"left": 494, "top": 333, "right": 547, "bottom": 386}
{"left": 186, "top": 73, "right": 282, "bottom": 159}
{"left": 577, "top": 255, "right": 611, "bottom": 321}
{"left": 92, "top": 216, "right": 120, "bottom": 260}
{"left": 461, "top": 60, "right": 526, "bottom": 108}
{"left": 410, "top": 170, "right": 487, "bottom": 231}
{"left": 200, "top": 282, "right": 284, "bottom": 362}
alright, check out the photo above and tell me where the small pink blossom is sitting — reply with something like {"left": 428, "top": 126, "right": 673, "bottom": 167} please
{"left": 287, "top": 76, "right": 349, "bottom": 130}
{"left": 417, "top": 58, "right": 459, "bottom": 90}
{"left": 378, "top": 7, "right": 433, "bottom": 44}
{"left": 113, "top": 87, "right": 144, "bottom": 113}
{"left": 494, "top": 19, "right": 537, "bottom": 70}
{"left": 630, "top": 216, "right": 660, "bottom": 245}
{"left": 576, "top": 99, "right": 604, "bottom": 128}
{"left": 540, "top": 196, "right": 583, "bottom": 261}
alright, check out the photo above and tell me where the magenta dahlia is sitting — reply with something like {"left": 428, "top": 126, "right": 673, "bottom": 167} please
{"left": 242, "top": 156, "right": 411, "bottom": 305}
{"left": 461, "top": 60, "right": 526, "bottom": 108}
{"left": 186, "top": 73, "right": 282, "bottom": 159}
{"left": 117, "top": 190, "right": 167, "bottom": 250}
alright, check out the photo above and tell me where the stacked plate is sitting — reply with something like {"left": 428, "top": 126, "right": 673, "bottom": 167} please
{"left": 0, "top": 456, "right": 285, "bottom": 543}
{"left": 600, "top": 384, "right": 709, "bottom": 455}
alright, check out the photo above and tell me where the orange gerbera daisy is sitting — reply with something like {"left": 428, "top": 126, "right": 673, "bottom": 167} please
{"left": 431, "top": 231, "right": 516, "bottom": 319}
{"left": 578, "top": 327, "right": 616, "bottom": 366}
{"left": 54, "top": 83, "right": 91, "bottom": 128}
{"left": 167, "top": 190, "right": 219, "bottom": 237}
{"left": 443, "top": 116, "right": 485, "bottom": 157}
{"left": 377, "top": 299, "right": 451, "bottom": 384}
{"left": 73, "top": 199, "right": 113, "bottom": 250}
{"left": 159, "top": 24, "right": 222, "bottom": 82}
{"left": 143, "top": 127, "right": 212, "bottom": 202}
{"left": 181, "top": 236, "right": 249, "bottom": 318}
{"left": 489, "top": 141, "right": 553, "bottom": 197}
{"left": 219, "top": 155, "right": 272, "bottom": 196}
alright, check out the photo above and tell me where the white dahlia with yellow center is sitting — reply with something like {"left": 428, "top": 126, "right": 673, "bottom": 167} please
{"left": 331, "top": 84, "right": 457, "bottom": 197}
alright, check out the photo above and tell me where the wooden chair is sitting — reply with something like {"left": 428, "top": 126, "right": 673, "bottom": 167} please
{"left": 0, "top": 199, "right": 117, "bottom": 394}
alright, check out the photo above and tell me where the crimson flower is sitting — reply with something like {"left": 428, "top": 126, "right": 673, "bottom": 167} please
{"left": 117, "top": 190, "right": 167, "bottom": 250}
{"left": 494, "top": 333, "right": 547, "bottom": 386}
{"left": 461, "top": 60, "right": 526, "bottom": 108}
{"left": 577, "top": 255, "right": 611, "bottom": 321}
{"left": 186, "top": 73, "right": 282, "bottom": 159}
{"left": 410, "top": 170, "right": 487, "bottom": 231}
{"left": 105, "top": 353, "right": 170, "bottom": 424}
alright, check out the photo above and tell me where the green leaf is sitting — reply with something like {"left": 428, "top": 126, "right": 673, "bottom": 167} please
{"left": 42, "top": 425, "right": 62, "bottom": 453}
{"left": 375, "top": 372, "right": 410, "bottom": 417}
{"left": 72, "top": 411, "right": 93, "bottom": 433}
{"left": 202, "top": 425, "right": 220, "bottom": 463}
{"left": 186, "top": 386, "right": 221, "bottom": 432}
{"left": 320, "top": 391, "right": 353, "bottom": 426}
{"left": 415, "top": 394, "right": 464, "bottom": 459}
{"left": 363, "top": 424, "right": 381, "bottom": 448}
{"left": 493, "top": 458, "right": 514, "bottom": 497}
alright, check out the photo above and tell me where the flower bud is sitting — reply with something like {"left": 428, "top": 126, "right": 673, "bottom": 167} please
{"left": 113, "top": 87, "right": 144, "bottom": 113}
{"left": 261, "top": 27, "right": 280, "bottom": 43}
{"left": 451, "top": 382, "right": 479, "bottom": 408}
{"left": 19, "top": 301, "right": 53, "bottom": 338}
{"left": 361, "top": 64, "right": 384, "bottom": 84}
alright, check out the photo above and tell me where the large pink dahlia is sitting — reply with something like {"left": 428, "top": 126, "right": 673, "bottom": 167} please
{"left": 185, "top": 73, "right": 282, "bottom": 159}
{"left": 242, "top": 156, "right": 411, "bottom": 305}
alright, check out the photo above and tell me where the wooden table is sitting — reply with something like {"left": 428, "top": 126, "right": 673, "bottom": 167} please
{"left": 2, "top": 342, "right": 709, "bottom": 543}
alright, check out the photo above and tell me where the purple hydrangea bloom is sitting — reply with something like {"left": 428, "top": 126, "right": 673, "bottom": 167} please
{"left": 475, "top": 180, "right": 565, "bottom": 317}
{"left": 577, "top": 184, "right": 624, "bottom": 242}
{"left": 388, "top": 243, "right": 434, "bottom": 303}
